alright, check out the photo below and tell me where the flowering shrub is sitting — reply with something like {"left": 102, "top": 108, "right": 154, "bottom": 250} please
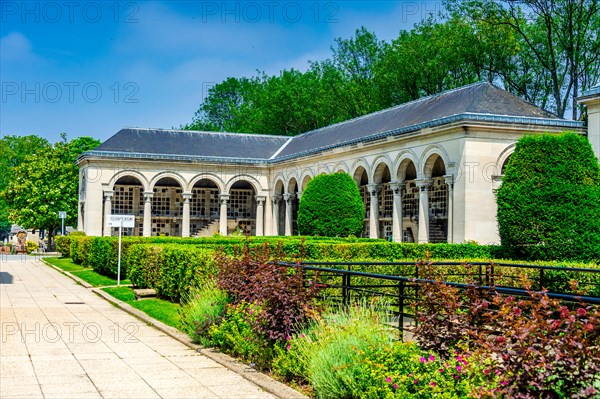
{"left": 356, "top": 343, "right": 500, "bottom": 398}
{"left": 216, "top": 241, "right": 322, "bottom": 341}
{"left": 414, "top": 268, "right": 600, "bottom": 398}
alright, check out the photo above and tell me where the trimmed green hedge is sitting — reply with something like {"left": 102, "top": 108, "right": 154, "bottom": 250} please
{"left": 297, "top": 173, "right": 364, "bottom": 237}
{"left": 127, "top": 244, "right": 217, "bottom": 301}
{"left": 497, "top": 133, "right": 600, "bottom": 262}
{"left": 65, "top": 235, "right": 598, "bottom": 302}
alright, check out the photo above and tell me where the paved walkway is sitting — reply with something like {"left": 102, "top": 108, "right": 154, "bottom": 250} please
{"left": 0, "top": 256, "right": 277, "bottom": 399}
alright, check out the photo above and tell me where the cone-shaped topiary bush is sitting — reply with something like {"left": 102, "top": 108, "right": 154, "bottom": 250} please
{"left": 297, "top": 173, "right": 364, "bottom": 237}
{"left": 496, "top": 133, "right": 600, "bottom": 262}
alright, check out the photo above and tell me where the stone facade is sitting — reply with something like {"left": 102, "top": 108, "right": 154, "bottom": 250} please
{"left": 77, "top": 83, "right": 600, "bottom": 244}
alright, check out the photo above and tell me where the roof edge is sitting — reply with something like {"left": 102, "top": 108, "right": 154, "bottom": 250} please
{"left": 274, "top": 112, "right": 584, "bottom": 161}
{"left": 79, "top": 113, "right": 584, "bottom": 166}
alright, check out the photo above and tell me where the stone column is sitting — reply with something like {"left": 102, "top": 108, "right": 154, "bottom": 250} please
{"left": 255, "top": 196, "right": 266, "bottom": 236}
{"left": 143, "top": 191, "right": 153, "bottom": 237}
{"left": 77, "top": 201, "right": 85, "bottom": 232}
{"left": 181, "top": 193, "right": 192, "bottom": 238}
{"left": 296, "top": 191, "right": 302, "bottom": 201}
{"left": 103, "top": 191, "right": 113, "bottom": 237}
{"left": 390, "top": 182, "right": 405, "bottom": 242}
{"left": 271, "top": 195, "right": 281, "bottom": 236}
{"left": 367, "top": 184, "right": 380, "bottom": 239}
{"left": 416, "top": 179, "right": 431, "bottom": 243}
{"left": 444, "top": 175, "right": 454, "bottom": 243}
{"left": 219, "top": 194, "right": 229, "bottom": 236}
{"left": 283, "top": 193, "right": 295, "bottom": 236}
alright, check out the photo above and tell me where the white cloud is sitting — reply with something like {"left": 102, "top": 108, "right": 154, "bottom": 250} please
{"left": 0, "top": 32, "right": 39, "bottom": 62}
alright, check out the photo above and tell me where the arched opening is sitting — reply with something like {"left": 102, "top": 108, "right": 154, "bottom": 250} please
{"left": 399, "top": 160, "right": 418, "bottom": 243}
{"left": 111, "top": 176, "right": 144, "bottom": 236}
{"left": 151, "top": 177, "right": 183, "bottom": 236}
{"left": 301, "top": 175, "right": 312, "bottom": 191}
{"left": 190, "top": 179, "right": 220, "bottom": 237}
{"left": 374, "top": 163, "right": 393, "bottom": 240}
{"left": 426, "top": 156, "right": 448, "bottom": 243}
{"left": 501, "top": 154, "right": 512, "bottom": 175}
{"left": 353, "top": 166, "right": 370, "bottom": 237}
{"left": 228, "top": 180, "right": 256, "bottom": 235}
{"left": 288, "top": 178, "right": 299, "bottom": 235}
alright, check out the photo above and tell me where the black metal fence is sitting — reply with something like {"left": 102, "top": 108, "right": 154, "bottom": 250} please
{"left": 278, "top": 261, "right": 600, "bottom": 338}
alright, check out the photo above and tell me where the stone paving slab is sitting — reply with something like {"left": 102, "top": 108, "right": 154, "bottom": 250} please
{"left": 0, "top": 257, "right": 279, "bottom": 399}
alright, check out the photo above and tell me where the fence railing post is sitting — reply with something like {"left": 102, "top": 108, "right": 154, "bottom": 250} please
{"left": 398, "top": 279, "right": 405, "bottom": 340}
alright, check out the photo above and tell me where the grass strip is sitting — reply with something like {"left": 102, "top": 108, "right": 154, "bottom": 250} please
{"left": 45, "top": 256, "right": 131, "bottom": 287}
{"left": 102, "top": 286, "right": 181, "bottom": 329}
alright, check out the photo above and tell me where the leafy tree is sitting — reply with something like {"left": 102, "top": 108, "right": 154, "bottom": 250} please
{"left": 0, "top": 135, "right": 50, "bottom": 239}
{"left": 297, "top": 173, "right": 364, "bottom": 237}
{"left": 1, "top": 135, "right": 100, "bottom": 246}
{"left": 447, "top": 0, "right": 600, "bottom": 118}
{"left": 496, "top": 133, "right": 600, "bottom": 262}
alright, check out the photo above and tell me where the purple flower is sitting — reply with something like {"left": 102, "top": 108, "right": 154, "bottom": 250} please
{"left": 429, "top": 355, "right": 435, "bottom": 362}
{"left": 385, "top": 377, "right": 392, "bottom": 383}
{"left": 393, "top": 383, "right": 398, "bottom": 390}
{"left": 420, "top": 357, "right": 427, "bottom": 363}
{"left": 286, "top": 344, "right": 291, "bottom": 350}
{"left": 438, "top": 368, "right": 444, "bottom": 373}
{"left": 429, "top": 382, "right": 436, "bottom": 387}
{"left": 456, "top": 365, "right": 462, "bottom": 372}
{"left": 484, "top": 369, "right": 490, "bottom": 375}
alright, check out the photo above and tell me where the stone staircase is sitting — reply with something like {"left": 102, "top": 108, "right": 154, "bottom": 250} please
{"left": 196, "top": 220, "right": 219, "bottom": 237}
{"left": 428, "top": 221, "right": 447, "bottom": 243}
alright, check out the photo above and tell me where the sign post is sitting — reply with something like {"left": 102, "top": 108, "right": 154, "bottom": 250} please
{"left": 58, "top": 211, "right": 67, "bottom": 236}
{"left": 106, "top": 215, "right": 135, "bottom": 286}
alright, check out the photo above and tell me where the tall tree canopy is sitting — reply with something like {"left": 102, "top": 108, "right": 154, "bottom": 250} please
{"left": 185, "top": 3, "right": 599, "bottom": 134}
{"left": 0, "top": 135, "right": 51, "bottom": 239}
{"left": 446, "top": 0, "right": 600, "bottom": 119}
{"left": 0, "top": 135, "right": 100, "bottom": 244}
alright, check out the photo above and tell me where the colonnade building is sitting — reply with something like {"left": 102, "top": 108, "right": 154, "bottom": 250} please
{"left": 76, "top": 82, "right": 600, "bottom": 244}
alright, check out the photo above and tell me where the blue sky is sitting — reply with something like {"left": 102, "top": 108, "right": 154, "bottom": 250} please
{"left": 1, "top": 1, "right": 442, "bottom": 143}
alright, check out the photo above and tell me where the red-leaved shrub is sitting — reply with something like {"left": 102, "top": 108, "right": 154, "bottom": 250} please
{"left": 414, "top": 263, "right": 600, "bottom": 398}
{"left": 215, "top": 241, "right": 322, "bottom": 341}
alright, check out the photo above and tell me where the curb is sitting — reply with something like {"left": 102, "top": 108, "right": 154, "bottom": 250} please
{"left": 42, "top": 259, "right": 309, "bottom": 399}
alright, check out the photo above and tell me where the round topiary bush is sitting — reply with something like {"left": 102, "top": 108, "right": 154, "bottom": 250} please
{"left": 496, "top": 133, "right": 600, "bottom": 262}
{"left": 297, "top": 173, "right": 364, "bottom": 237}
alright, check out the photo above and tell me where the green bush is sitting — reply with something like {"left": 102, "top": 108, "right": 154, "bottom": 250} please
{"left": 497, "top": 133, "right": 600, "bottom": 262}
{"left": 127, "top": 244, "right": 163, "bottom": 289}
{"left": 70, "top": 236, "right": 93, "bottom": 265}
{"left": 289, "top": 302, "right": 394, "bottom": 399}
{"left": 180, "top": 280, "right": 230, "bottom": 346}
{"left": 297, "top": 173, "right": 364, "bottom": 237}
{"left": 126, "top": 243, "right": 217, "bottom": 302}
{"left": 209, "top": 301, "right": 274, "bottom": 368}
{"left": 26, "top": 240, "right": 38, "bottom": 254}
{"left": 55, "top": 236, "right": 71, "bottom": 257}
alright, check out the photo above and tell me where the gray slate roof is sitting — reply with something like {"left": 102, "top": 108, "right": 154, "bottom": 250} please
{"left": 84, "top": 82, "right": 582, "bottom": 164}
{"left": 94, "top": 129, "right": 290, "bottom": 160}
{"left": 276, "top": 82, "right": 560, "bottom": 158}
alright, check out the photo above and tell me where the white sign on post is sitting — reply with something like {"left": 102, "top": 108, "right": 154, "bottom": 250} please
{"left": 106, "top": 214, "right": 135, "bottom": 285}
{"left": 106, "top": 214, "right": 135, "bottom": 228}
